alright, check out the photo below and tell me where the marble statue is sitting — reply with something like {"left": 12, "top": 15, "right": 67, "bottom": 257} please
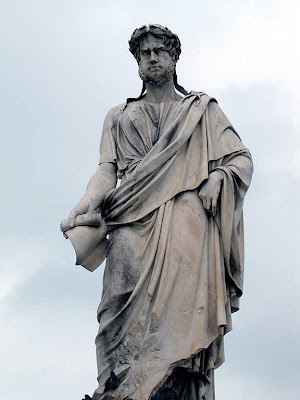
{"left": 61, "top": 24, "right": 253, "bottom": 400}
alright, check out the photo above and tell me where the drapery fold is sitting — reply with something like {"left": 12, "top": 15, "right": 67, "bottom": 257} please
{"left": 92, "top": 93, "right": 253, "bottom": 400}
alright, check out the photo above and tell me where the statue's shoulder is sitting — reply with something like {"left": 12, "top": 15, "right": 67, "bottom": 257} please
{"left": 188, "top": 91, "right": 218, "bottom": 109}
{"left": 104, "top": 103, "right": 126, "bottom": 124}
{"left": 207, "top": 98, "right": 221, "bottom": 115}
{"left": 202, "top": 94, "right": 237, "bottom": 136}
{"left": 191, "top": 91, "right": 223, "bottom": 114}
{"left": 204, "top": 96, "right": 228, "bottom": 121}
{"left": 189, "top": 91, "right": 234, "bottom": 133}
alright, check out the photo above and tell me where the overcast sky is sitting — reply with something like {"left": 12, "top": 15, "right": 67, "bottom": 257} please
{"left": 1, "top": 1, "right": 299, "bottom": 399}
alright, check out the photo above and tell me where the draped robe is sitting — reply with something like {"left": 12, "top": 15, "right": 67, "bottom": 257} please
{"left": 92, "top": 93, "right": 253, "bottom": 400}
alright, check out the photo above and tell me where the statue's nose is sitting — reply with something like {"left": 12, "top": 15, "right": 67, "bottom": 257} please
{"left": 149, "top": 51, "right": 158, "bottom": 63}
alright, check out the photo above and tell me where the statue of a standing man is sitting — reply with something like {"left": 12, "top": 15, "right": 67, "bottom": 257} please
{"left": 61, "top": 24, "right": 253, "bottom": 400}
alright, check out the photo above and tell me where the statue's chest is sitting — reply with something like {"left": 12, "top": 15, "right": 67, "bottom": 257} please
{"left": 118, "top": 102, "right": 178, "bottom": 155}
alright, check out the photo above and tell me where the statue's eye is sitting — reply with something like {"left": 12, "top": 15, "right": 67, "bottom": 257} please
{"left": 155, "top": 48, "right": 166, "bottom": 56}
{"left": 140, "top": 50, "right": 151, "bottom": 58}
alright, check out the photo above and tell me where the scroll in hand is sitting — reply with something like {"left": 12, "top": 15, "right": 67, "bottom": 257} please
{"left": 60, "top": 213, "right": 111, "bottom": 272}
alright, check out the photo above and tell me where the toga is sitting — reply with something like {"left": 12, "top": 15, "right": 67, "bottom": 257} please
{"left": 92, "top": 92, "right": 253, "bottom": 400}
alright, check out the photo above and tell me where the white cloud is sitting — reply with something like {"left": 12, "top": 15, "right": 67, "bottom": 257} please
{"left": 180, "top": 0, "right": 300, "bottom": 92}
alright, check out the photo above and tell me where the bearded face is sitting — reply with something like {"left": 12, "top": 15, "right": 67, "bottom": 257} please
{"left": 138, "top": 34, "right": 176, "bottom": 87}
{"left": 138, "top": 61, "right": 175, "bottom": 86}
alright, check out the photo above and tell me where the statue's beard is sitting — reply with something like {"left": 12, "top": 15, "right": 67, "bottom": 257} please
{"left": 138, "top": 62, "right": 175, "bottom": 87}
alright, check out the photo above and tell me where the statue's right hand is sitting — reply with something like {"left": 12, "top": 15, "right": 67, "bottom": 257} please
{"left": 68, "top": 197, "right": 98, "bottom": 228}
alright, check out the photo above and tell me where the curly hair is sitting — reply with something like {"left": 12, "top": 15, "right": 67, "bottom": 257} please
{"left": 129, "top": 24, "right": 181, "bottom": 63}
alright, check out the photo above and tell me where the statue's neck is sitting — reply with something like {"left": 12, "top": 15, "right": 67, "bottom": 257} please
{"left": 144, "top": 79, "right": 180, "bottom": 103}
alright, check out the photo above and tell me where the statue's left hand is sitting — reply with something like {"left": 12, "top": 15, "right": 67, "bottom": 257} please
{"left": 198, "top": 171, "right": 223, "bottom": 216}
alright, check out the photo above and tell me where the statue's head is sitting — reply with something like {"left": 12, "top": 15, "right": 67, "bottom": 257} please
{"left": 129, "top": 24, "right": 181, "bottom": 87}
{"left": 129, "top": 24, "right": 181, "bottom": 63}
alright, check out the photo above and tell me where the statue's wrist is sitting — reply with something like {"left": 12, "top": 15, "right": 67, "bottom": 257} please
{"left": 79, "top": 195, "right": 99, "bottom": 213}
{"left": 209, "top": 170, "right": 224, "bottom": 182}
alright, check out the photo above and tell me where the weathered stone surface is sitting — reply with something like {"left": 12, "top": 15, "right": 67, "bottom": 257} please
{"left": 62, "top": 24, "right": 253, "bottom": 400}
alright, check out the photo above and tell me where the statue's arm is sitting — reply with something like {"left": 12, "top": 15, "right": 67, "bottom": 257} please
{"left": 68, "top": 162, "right": 117, "bottom": 226}
{"left": 199, "top": 149, "right": 253, "bottom": 216}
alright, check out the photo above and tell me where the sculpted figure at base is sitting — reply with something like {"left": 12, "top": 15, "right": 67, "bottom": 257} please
{"left": 61, "top": 24, "right": 253, "bottom": 400}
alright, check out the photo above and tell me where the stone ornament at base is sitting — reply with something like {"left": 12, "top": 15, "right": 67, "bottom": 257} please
{"left": 82, "top": 388, "right": 178, "bottom": 400}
